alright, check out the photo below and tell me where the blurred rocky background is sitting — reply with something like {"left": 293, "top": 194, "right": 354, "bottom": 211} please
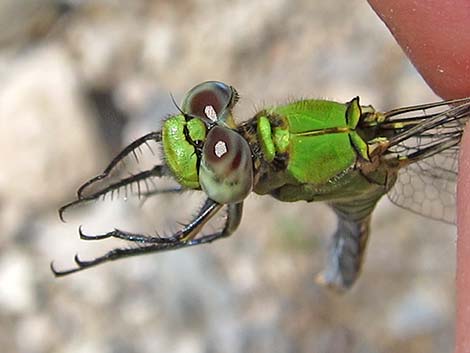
{"left": 0, "top": 1, "right": 457, "bottom": 352}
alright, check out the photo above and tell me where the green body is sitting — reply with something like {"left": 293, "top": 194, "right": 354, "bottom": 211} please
{"left": 163, "top": 97, "right": 392, "bottom": 210}
{"left": 247, "top": 99, "right": 393, "bottom": 215}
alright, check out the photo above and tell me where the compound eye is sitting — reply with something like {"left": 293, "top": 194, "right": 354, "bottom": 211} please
{"left": 181, "top": 81, "right": 237, "bottom": 122}
{"left": 199, "top": 126, "right": 253, "bottom": 204}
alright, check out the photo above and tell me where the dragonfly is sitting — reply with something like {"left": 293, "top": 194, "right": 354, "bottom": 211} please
{"left": 51, "top": 81, "right": 470, "bottom": 292}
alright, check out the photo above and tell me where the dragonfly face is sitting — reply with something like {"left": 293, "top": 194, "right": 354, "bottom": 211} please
{"left": 52, "top": 81, "right": 470, "bottom": 292}
{"left": 162, "top": 81, "right": 254, "bottom": 203}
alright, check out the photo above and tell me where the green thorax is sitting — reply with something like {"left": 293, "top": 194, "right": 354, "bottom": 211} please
{"left": 251, "top": 98, "right": 371, "bottom": 194}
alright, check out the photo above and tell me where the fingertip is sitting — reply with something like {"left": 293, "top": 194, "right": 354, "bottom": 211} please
{"left": 368, "top": 0, "right": 470, "bottom": 99}
{"left": 456, "top": 125, "right": 470, "bottom": 353}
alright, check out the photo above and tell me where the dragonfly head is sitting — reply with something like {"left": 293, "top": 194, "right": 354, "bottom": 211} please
{"left": 163, "top": 81, "right": 254, "bottom": 204}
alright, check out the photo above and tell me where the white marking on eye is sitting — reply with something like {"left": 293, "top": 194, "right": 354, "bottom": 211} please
{"left": 214, "top": 140, "right": 227, "bottom": 158}
{"left": 204, "top": 105, "right": 217, "bottom": 121}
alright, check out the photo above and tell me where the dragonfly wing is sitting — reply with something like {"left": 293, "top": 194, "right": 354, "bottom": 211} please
{"left": 381, "top": 98, "right": 470, "bottom": 224}
{"left": 387, "top": 146, "right": 458, "bottom": 224}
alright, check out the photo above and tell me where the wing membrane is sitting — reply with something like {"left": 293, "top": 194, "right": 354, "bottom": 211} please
{"left": 380, "top": 98, "right": 470, "bottom": 223}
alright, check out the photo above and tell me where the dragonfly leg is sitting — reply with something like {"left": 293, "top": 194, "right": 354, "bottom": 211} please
{"left": 77, "top": 198, "right": 221, "bottom": 243}
{"left": 138, "top": 186, "right": 185, "bottom": 207}
{"left": 77, "top": 131, "right": 161, "bottom": 198}
{"left": 51, "top": 201, "right": 243, "bottom": 276}
{"left": 58, "top": 165, "right": 175, "bottom": 221}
